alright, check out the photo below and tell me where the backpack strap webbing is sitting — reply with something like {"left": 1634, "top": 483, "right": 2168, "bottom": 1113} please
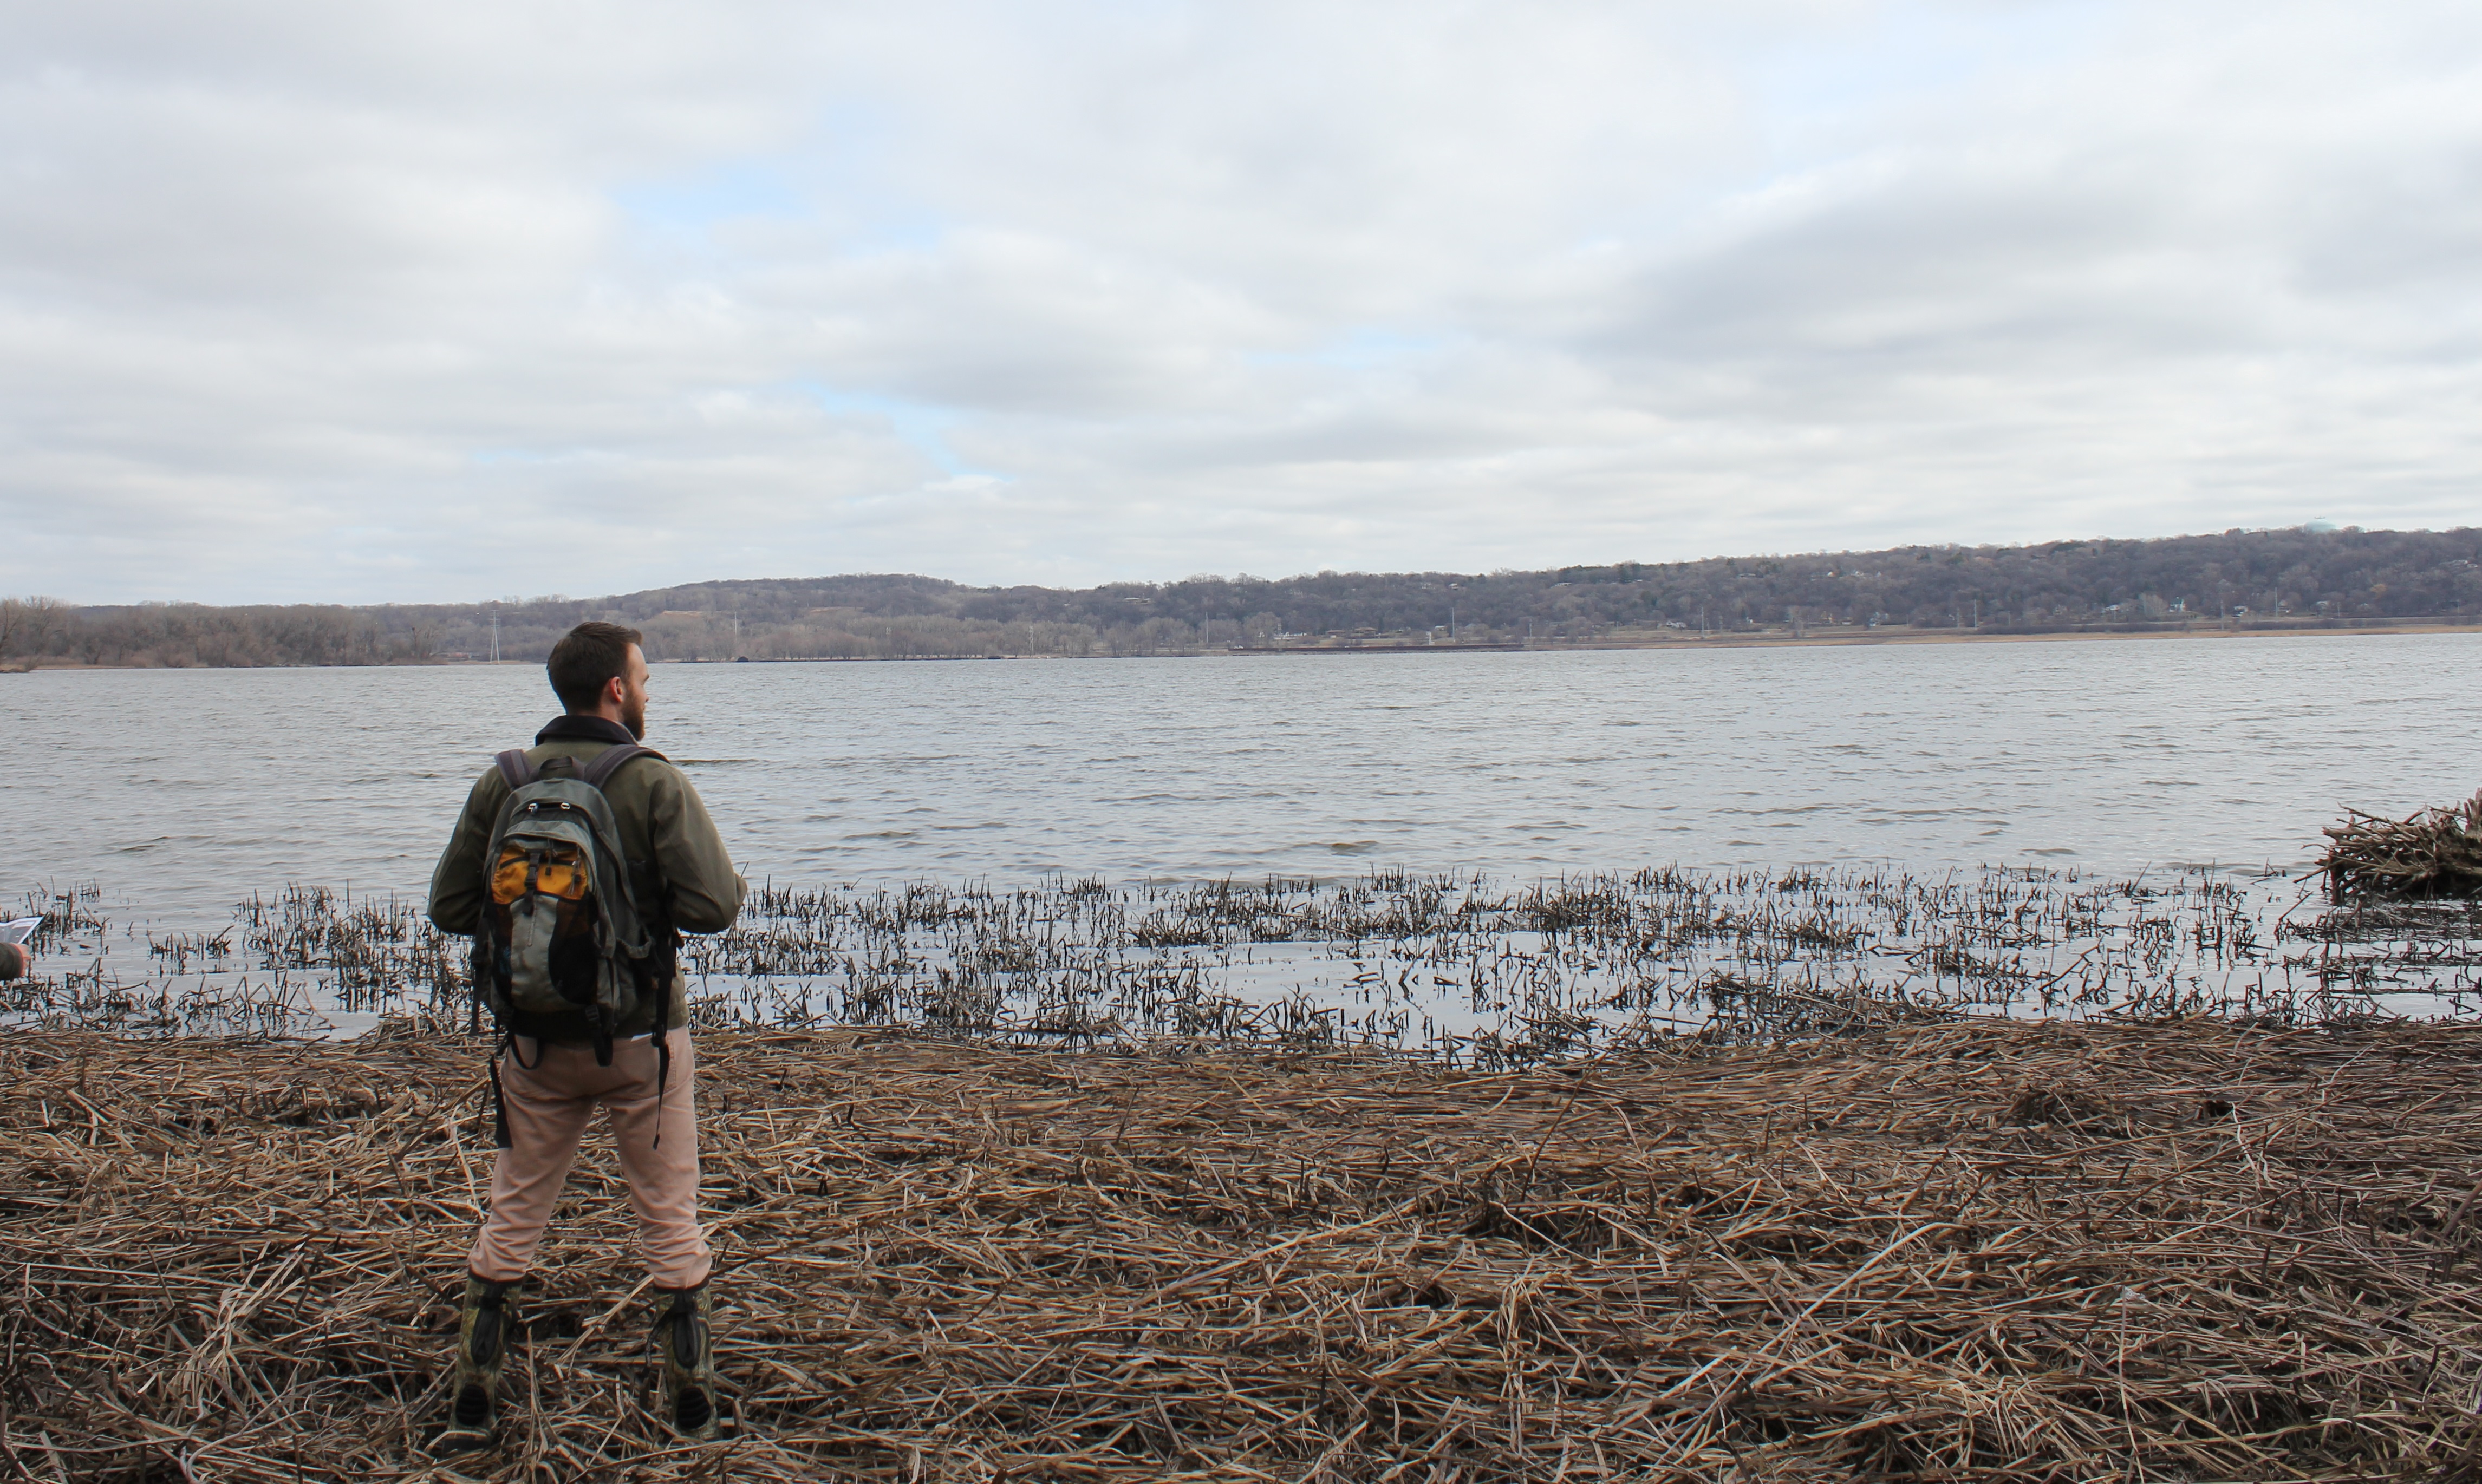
{"left": 487, "top": 1046, "right": 513, "bottom": 1149}
{"left": 652, "top": 998, "right": 673, "bottom": 1151}
{"left": 580, "top": 743, "right": 662, "bottom": 792}
{"left": 488, "top": 1032, "right": 546, "bottom": 1150}
{"left": 494, "top": 749, "right": 536, "bottom": 790}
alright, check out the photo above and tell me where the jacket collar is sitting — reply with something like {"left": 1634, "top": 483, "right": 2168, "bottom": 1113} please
{"left": 535, "top": 714, "right": 640, "bottom": 747}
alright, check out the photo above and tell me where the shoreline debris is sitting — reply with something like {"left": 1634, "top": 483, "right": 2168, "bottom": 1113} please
{"left": 2318, "top": 790, "right": 2482, "bottom": 901}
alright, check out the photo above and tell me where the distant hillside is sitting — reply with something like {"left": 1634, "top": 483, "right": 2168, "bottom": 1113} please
{"left": 5, "top": 525, "right": 2478, "bottom": 667}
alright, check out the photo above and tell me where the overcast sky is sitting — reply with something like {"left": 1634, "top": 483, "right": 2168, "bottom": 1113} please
{"left": 3, "top": 2, "right": 2476, "bottom": 604}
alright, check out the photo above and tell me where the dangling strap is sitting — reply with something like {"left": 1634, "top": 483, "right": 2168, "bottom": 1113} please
{"left": 491, "top": 1029, "right": 544, "bottom": 1149}
{"left": 488, "top": 1036, "right": 513, "bottom": 1149}
{"left": 652, "top": 998, "right": 672, "bottom": 1152}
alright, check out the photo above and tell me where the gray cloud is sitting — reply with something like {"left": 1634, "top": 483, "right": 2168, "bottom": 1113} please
{"left": 1, "top": 0, "right": 2476, "bottom": 603}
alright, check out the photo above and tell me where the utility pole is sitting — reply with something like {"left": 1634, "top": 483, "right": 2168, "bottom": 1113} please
{"left": 489, "top": 611, "right": 500, "bottom": 663}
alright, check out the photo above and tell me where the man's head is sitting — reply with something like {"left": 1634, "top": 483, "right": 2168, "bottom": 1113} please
{"left": 547, "top": 622, "right": 651, "bottom": 739}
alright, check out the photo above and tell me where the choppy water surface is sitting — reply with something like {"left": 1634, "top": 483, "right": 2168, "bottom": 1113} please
{"left": 6, "top": 635, "right": 2479, "bottom": 1040}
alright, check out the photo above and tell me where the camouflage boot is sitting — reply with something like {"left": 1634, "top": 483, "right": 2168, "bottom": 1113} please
{"left": 438, "top": 1275, "right": 516, "bottom": 1450}
{"left": 653, "top": 1283, "right": 721, "bottom": 1441}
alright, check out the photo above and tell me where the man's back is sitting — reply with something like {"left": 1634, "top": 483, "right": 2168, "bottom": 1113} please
{"left": 428, "top": 714, "right": 744, "bottom": 1036}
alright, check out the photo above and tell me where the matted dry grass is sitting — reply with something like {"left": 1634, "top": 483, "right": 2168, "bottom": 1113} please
{"left": 6, "top": 1018, "right": 2482, "bottom": 1482}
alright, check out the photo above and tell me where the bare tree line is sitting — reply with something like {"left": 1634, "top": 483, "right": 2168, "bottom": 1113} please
{"left": 5, "top": 525, "right": 2476, "bottom": 668}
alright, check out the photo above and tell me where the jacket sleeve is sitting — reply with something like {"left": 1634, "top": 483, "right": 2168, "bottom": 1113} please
{"left": 0, "top": 943, "right": 22, "bottom": 980}
{"left": 427, "top": 770, "right": 505, "bottom": 936}
{"left": 647, "top": 764, "right": 746, "bottom": 934}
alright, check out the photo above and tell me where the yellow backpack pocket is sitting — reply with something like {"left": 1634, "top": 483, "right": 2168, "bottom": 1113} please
{"left": 491, "top": 844, "right": 591, "bottom": 905}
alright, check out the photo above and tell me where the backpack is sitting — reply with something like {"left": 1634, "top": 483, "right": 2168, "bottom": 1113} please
{"left": 469, "top": 743, "right": 677, "bottom": 1144}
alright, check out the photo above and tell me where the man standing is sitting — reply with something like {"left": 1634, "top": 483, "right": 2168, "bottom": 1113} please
{"left": 427, "top": 621, "right": 746, "bottom": 1448}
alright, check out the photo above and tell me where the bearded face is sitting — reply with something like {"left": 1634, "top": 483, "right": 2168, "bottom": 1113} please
{"left": 617, "top": 644, "right": 652, "bottom": 739}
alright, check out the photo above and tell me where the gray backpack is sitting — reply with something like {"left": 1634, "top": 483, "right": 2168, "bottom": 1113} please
{"left": 470, "top": 747, "right": 671, "bottom": 1140}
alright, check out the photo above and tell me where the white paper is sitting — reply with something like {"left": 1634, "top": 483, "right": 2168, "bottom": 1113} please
{"left": 0, "top": 917, "right": 40, "bottom": 945}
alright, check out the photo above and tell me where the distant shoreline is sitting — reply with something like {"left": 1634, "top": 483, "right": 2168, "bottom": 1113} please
{"left": 699, "top": 618, "right": 2481, "bottom": 662}
{"left": 5, "top": 617, "right": 2475, "bottom": 670}
{"left": 1345, "top": 618, "right": 2482, "bottom": 655}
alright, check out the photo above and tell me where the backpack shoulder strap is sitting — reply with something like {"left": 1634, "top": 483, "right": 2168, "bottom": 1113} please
{"left": 581, "top": 743, "right": 666, "bottom": 792}
{"left": 494, "top": 749, "right": 537, "bottom": 790}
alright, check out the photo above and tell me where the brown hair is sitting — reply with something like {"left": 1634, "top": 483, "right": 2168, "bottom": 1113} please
{"left": 546, "top": 621, "right": 644, "bottom": 711}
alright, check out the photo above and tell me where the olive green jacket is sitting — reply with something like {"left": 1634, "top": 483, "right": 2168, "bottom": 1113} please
{"left": 427, "top": 718, "right": 746, "bottom": 1037}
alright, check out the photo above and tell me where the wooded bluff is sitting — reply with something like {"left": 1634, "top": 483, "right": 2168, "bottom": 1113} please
{"left": 4, "top": 525, "right": 2476, "bottom": 666}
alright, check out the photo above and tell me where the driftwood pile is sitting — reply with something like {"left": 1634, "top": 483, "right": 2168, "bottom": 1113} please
{"left": 6, "top": 1018, "right": 2482, "bottom": 1481}
{"left": 2319, "top": 789, "right": 2482, "bottom": 901}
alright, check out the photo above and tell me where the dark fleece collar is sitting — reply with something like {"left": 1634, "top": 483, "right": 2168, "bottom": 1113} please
{"left": 535, "top": 714, "right": 639, "bottom": 747}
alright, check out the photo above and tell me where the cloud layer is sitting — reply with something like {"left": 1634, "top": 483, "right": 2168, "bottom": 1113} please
{"left": 3, "top": 1, "right": 2477, "bottom": 602}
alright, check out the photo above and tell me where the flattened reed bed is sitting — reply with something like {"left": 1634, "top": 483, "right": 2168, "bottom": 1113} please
{"left": 8, "top": 1019, "right": 2482, "bottom": 1482}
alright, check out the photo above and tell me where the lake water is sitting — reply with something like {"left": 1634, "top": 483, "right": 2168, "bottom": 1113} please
{"left": 9, "top": 633, "right": 2478, "bottom": 1043}
{"left": 8, "top": 633, "right": 2479, "bottom": 931}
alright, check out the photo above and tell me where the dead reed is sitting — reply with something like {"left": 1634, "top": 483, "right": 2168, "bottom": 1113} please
{"left": 27, "top": 863, "right": 2446, "bottom": 1052}
{"left": 2318, "top": 791, "right": 2482, "bottom": 902}
{"left": 7, "top": 1016, "right": 2482, "bottom": 1481}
